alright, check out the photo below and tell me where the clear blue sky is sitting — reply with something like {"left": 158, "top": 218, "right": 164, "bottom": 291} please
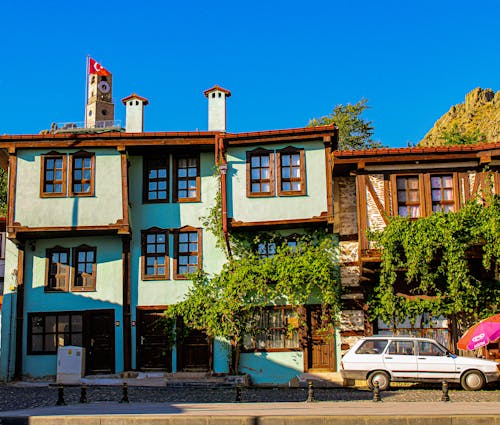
{"left": 2, "top": 0, "right": 499, "bottom": 147}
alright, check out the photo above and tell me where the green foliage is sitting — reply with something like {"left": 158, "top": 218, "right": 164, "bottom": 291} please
{"left": 165, "top": 232, "right": 341, "bottom": 372}
{"left": 368, "top": 194, "right": 500, "bottom": 329}
{"left": 0, "top": 168, "right": 7, "bottom": 216}
{"left": 308, "top": 99, "right": 383, "bottom": 150}
{"left": 439, "top": 124, "right": 485, "bottom": 146}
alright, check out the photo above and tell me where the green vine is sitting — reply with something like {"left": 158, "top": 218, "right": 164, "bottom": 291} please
{"left": 368, "top": 192, "right": 500, "bottom": 330}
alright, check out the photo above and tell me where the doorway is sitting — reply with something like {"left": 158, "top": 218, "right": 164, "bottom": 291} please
{"left": 84, "top": 309, "right": 115, "bottom": 374}
{"left": 136, "top": 308, "right": 172, "bottom": 371}
{"left": 177, "top": 319, "right": 211, "bottom": 372}
{"left": 305, "top": 305, "right": 336, "bottom": 371}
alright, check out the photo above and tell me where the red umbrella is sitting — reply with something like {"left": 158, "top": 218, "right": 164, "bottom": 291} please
{"left": 457, "top": 314, "right": 500, "bottom": 351}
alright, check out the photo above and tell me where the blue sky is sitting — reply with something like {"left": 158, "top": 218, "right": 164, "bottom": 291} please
{"left": 1, "top": 0, "right": 499, "bottom": 147}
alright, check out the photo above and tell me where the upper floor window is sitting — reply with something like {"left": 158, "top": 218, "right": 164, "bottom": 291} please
{"left": 257, "top": 242, "right": 276, "bottom": 259}
{"left": 142, "top": 228, "right": 169, "bottom": 280}
{"left": 41, "top": 153, "right": 67, "bottom": 197}
{"left": 70, "top": 152, "right": 95, "bottom": 196}
{"left": 247, "top": 149, "right": 275, "bottom": 197}
{"left": 144, "top": 157, "right": 169, "bottom": 203}
{"left": 277, "top": 147, "right": 306, "bottom": 196}
{"left": 45, "top": 247, "right": 70, "bottom": 292}
{"left": 72, "top": 245, "right": 97, "bottom": 291}
{"left": 431, "top": 175, "right": 455, "bottom": 213}
{"left": 173, "top": 156, "right": 200, "bottom": 202}
{"left": 396, "top": 176, "right": 421, "bottom": 218}
{"left": 174, "top": 228, "right": 202, "bottom": 279}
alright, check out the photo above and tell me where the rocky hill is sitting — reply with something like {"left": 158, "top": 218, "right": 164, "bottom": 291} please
{"left": 419, "top": 88, "right": 500, "bottom": 146}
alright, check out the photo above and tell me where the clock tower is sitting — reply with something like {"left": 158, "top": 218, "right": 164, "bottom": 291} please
{"left": 85, "top": 73, "right": 115, "bottom": 128}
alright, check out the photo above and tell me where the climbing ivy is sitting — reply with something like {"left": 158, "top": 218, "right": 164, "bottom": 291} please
{"left": 368, "top": 193, "right": 500, "bottom": 332}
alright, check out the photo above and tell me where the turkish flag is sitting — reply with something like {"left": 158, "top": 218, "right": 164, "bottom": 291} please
{"left": 89, "top": 57, "right": 111, "bottom": 76}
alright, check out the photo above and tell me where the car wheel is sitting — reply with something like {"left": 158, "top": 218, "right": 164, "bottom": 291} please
{"left": 367, "top": 371, "right": 390, "bottom": 391}
{"left": 461, "top": 370, "right": 485, "bottom": 391}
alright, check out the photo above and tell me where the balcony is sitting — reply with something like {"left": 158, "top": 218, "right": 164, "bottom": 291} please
{"left": 52, "top": 120, "right": 123, "bottom": 134}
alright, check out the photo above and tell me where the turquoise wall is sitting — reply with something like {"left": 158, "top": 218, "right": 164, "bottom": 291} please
{"left": 239, "top": 352, "right": 304, "bottom": 385}
{"left": 15, "top": 149, "right": 123, "bottom": 227}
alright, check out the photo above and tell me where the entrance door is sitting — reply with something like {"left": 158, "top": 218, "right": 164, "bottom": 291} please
{"left": 84, "top": 309, "right": 115, "bottom": 374}
{"left": 137, "top": 309, "right": 172, "bottom": 371}
{"left": 177, "top": 320, "right": 211, "bottom": 372}
{"left": 306, "top": 305, "right": 336, "bottom": 371}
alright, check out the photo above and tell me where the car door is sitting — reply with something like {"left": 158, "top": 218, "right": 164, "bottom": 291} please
{"left": 417, "top": 340, "right": 457, "bottom": 380}
{"left": 383, "top": 340, "right": 418, "bottom": 379}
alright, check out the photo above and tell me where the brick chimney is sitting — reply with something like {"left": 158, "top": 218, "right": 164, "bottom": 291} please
{"left": 121, "top": 93, "right": 149, "bottom": 133}
{"left": 203, "top": 85, "right": 231, "bottom": 132}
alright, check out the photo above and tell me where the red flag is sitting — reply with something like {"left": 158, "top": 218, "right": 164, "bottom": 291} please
{"left": 89, "top": 57, "right": 111, "bottom": 76}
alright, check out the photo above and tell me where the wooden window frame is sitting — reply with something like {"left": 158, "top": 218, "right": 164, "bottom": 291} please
{"left": 45, "top": 246, "right": 70, "bottom": 292}
{"left": 40, "top": 152, "right": 67, "bottom": 198}
{"left": 246, "top": 148, "right": 275, "bottom": 197}
{"left": 391, "top": 174, "right": 425, "bottom": 218}
{"left": 277, "top": 147, "right": 306, "bottom": 196}
{"left": 241, "top": 306, "right": 300, "bottom": 353}
{"left": 28, "top": 311, "right": 84, "bottom": 355}
{"left": 425, "top": 173, "right": 459, "bottom": 214}
{"left": 143, "top": 156, "right": 169, "bottom": 204}
{"left": 71, "top": 245, "right": 97, "bottom": 292}
{"left": 172, "top": 155, "right": 200, "bottom": 203}
{"left": 69, "top": 151, "right": 95, "bottom": 197}
{"left": 173, "top": 227, "right": 202, "bottom": 280}
{"left": 141, "top": 228, "right": 170, "bottom": 280}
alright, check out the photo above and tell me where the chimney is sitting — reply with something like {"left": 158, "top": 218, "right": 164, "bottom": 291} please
{"left": 203, "top": 85, "right": 231, "bottom": 132}
{"left": 121, "top": 93, "right": 149, "bottom": 133}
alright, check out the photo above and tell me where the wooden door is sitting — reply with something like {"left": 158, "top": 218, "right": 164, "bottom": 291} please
{"left": 306, "top": 305, "right": 336, "bottom": 371}
{"left": 136, "top": 309, "right": 172, "bottom": 371}
{"left": 84, "top": 309, "right": 115, "bottom": 374}
{"left": 177, "top": 321, "right": 211, "bottom": 372}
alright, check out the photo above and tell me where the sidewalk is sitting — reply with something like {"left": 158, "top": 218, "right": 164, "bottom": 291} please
{"left": 1, "top": 400, "right": 500, "bottom": 424}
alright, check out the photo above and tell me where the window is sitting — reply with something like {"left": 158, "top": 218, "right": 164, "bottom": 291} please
{"left": 246, "top": 149, "right": 275, "bottom": 197}
{"left": 173, "top": 156, "right": 200, "bottom": 202}
{"left": 174, "top": 228, "right": 202, "bottom": 279}
{"left": 45, "top": 247, "right": 70, "bottom": 292}
{"left": 41, "top": 154, "right": 66, "bottom": 197}
{"left": 72, "top": 245, "right": 97, "bottom": 291}
{"left": 395, "top": 176, "right": 421, "bottom": 218}
{"left": 277, "top": 147, "right": 306, "bottom": 196}
{"left": 28, "top": 312, "right": 83, "bottom": 354}
{"left": 242, "top": 307, "right": 299, "bottom": 351}
{"left": 430, "top": 174, "right": 455, "bottom": 213}
{"left": 144, "top": 157, "right": 169, "bottom": 202}
{"left": 70, "top": 152, "right": 95, "bottom": 196}
{"left": 257, "top": 242, "right": 276, "bottom": 259}
{"left": 356, "top": 339, "right": 389, "bottom": 355}
{"left": 142, "top": 229, "right": 169, "bottom": 280}
{"left": 418, "top": 341, "right": 446, "bottom": 357}
{"left": 387, "top": 340, "right": 415, "bottom": 355}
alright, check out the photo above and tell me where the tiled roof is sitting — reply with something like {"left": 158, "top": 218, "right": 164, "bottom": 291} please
{"left": 121, "top": 93, "right": 149, "bottom": 105}
{"left": 203, "top": 85, "right": 232, "bottom": 97}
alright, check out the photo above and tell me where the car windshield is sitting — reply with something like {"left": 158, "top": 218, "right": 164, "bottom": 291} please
{"left": 355, "top": 339, "right": 388, "bottom": 354}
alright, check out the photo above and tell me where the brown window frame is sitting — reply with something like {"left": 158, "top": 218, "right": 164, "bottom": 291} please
{"left": 246, "top": 148, "right": 275, "bottom": 197}
{"left": 173, "top": 227, "right": 202, "bottom": 279}
{"left": 28, "top": 311, "right": 84, "bottom": 355}
{"left": 141, "top": 228, "right": 170, "bottom": 280}
{"left": 277, "top": 147, "right": 306, "bottom": 196}
{"left": 172, "top": 155, "right": 201, "bottom": 203}
{"left": 40, "top": 152, "right": 67, "bottom": 198}
{"left": 69, "top": 151, "right": 95, "bottom": 197}
{"left": 71, "top": 245, "right": 97, "bottom": 292}
{"left": 45, "top": 247, "right": 70, "bottom": 292}
{"left": 425, "top": 173, "right": 458, "bottom": 214}
{"left": 241, "top": 306, "right": 300, "bottom": 352}
{"left": 143, "top": 156, "right": 169, "bottom": 203}
{"left": 391, "top": 174, "right": 424, "bottom": 218}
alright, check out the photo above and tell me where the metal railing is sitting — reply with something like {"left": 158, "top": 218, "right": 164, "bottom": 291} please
{"left": 52, "top": 120, "right": 123, "bottom": 134}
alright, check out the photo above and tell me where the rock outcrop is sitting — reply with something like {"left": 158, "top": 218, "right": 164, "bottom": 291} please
{"left": 419, "top": 88, "right": 500, "bottom": 146}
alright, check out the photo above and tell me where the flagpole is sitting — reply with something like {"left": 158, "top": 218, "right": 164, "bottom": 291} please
{"left": 84, "top": 55, "right": 89, "bottom": 128}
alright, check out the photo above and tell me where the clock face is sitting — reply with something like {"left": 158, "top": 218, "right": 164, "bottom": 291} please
{"left": 98, "top": 81, "right": 110, "bottom": 94}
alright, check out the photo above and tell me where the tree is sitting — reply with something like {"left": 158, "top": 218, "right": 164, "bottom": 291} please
{"left": 0, "top": 169, "right": 7, "bottom": 216}
{"left": 165, "top": 235, "right": 341, "bottom": 374}
{"left": 308, "top": 99, "right": 383, "bottom": 150}
{"left": 368, "top": 193, "right": 500, "bottom": 347}
{"left": 439, "top": 124, "right": 485, "bottom": 146}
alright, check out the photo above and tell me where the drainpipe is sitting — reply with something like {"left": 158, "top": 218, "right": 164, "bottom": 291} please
{"left": 216, "top": 135, "right": 232, "bottom": 258}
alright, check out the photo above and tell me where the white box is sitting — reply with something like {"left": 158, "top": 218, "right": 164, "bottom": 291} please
{"left": 56, "top": 346, "right": 85, "bottom": 384}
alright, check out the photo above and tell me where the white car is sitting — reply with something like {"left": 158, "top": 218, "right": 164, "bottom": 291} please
{"left": 340, "top": 336, "right": 500, "bottom": 391}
